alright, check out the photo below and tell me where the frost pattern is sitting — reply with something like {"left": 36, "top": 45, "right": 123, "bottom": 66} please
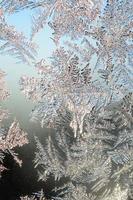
{"left": 33, "top": 93, "right": 133, "bottom": 199}
{"left": 0, "top": 69, "right": 28, "bottom": 177}
{"left": 0, "top": 0, "right": 133, "bottom": 199}
{"left": 1, "top": 0, "right": 103, "bottom": 41}
{"left": 0, "top": 9, "right": 36, "bottom": 64}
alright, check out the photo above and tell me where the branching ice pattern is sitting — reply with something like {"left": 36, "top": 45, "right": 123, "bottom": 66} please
{"left": 0, "top": 0, "right": 133, "bottom": 199}
{"left": 0, "top": 0, "right": 103, "bottom": 41}
{"left": 0, "top": 69, "right": 29, "bottom": 177}
{"left": 33, "top": 93, "right": 133, "bottom": 199}
{"left": 0, "top": 9, "right": 36, "bottom": 64}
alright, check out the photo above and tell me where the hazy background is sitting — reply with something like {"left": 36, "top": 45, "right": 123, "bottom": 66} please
{"left": 0, "top": 10, "right": 57, "bottom": 198}
{"left": 0, "top": 10, "right": 56, "bottom": 135}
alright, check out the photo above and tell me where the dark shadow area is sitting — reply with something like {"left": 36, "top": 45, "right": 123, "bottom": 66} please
{"left": 0, "top": 124, "right": 70, "bottom": 200}
{"left": 0, "top": 128, "right": 56, "bottom": 200}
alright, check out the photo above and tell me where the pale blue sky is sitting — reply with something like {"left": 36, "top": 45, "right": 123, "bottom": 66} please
{"left": 0, "top": 10, "right": 56, "bottom": 130}
{"left": 6, "top": 9, "right": 56, "bottom": 58}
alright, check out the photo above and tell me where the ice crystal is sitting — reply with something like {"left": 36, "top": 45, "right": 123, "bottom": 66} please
{"left": 0, "top": 0, "right": 132, "bottom": 199}
{"left": 0, "top": 69, "right": 28, "bottom": 176}
{"left": 0, "top": 10, "right": 36, "bottom": 64}
{"left": 1, "top": 0, "right": 103, "bottom": 41}
{"left": 33, "top": 93, "right": 133, "bottom": 199}
{"left": 20, "top": 53, "right": 106, "bottom": 137}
